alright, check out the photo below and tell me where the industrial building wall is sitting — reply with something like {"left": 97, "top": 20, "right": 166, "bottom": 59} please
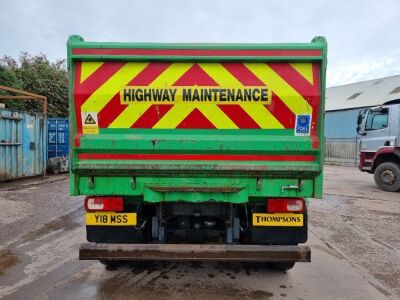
{"left": 324, "top": 108, "right": 362, "bottom": 139}
{"left": 324, "top": 108, "right": 364, "bottom": 166}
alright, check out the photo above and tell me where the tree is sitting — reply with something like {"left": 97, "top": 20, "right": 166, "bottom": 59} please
{"left": 0, "top": 53, "right": 69, "bottom": 116}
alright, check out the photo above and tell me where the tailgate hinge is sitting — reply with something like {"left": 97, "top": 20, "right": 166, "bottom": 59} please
{"left": 131, "top": 177, "right": 136, "bottom": 189}
{"left": 88, "top": 177, "right": 94, "bottom": 189}
{"left": 256, "top": 178, "right": 262, "bottom": 191}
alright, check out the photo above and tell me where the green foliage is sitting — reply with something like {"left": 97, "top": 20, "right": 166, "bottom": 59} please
{"left": 0, "top": 53, "right": 69, "bottom": 117}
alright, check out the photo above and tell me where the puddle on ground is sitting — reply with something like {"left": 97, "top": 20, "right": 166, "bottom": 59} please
{"left": 0, "top": 249, "right": 19, "bottom": 275}
{"left": 94, "top": 261, "right": 275, "bottom": 300}
{"left": 97, "top": 280, "right": 274, "bottom": 300}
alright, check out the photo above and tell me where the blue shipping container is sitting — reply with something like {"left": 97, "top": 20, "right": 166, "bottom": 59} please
{"left": 0, "top": 108, "right": 46, "bottom": 181}
{"left": 47, "top": 118, "right": 69, "bottom": 158}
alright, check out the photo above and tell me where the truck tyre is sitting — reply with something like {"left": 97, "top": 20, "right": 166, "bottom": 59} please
{"left": 374, "top": 162, "right": 400, "bottom": 192}
{"left": 268, "top": 261, "right": 295, "bottom": 272}
{"left": 99, "top": 260, "right": 121, "bottom": 270}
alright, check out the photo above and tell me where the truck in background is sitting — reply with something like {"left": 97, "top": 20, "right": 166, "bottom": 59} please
{"left": 357, "top": 102, "right": 400, "bottom": 192}
{"left": 68, "top": 35, "right": 327, "bottom": 271}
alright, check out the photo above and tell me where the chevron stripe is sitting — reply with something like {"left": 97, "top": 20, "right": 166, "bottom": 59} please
{"left": 245, "top": 63, "right": 313, "bottom": 115}
{"left": 152, "top": 63, "right": 214, "bottom": 128}
{"left": 199, "top": 63, "right": 283, "bottom": 129}
{"left": 240, "top": 104, "right": 283, "bottom": 129}
{"left": 171, "top": 63, "right": 238, "bottom": 128}
{"left": 152, "top": 104, "right": 194, "bottom": 129}
{"left": 100, "top": 63, "right": 171, "bottom": 128}
{"left": 198, "top": 104, "right": 238, "bottom": 129}
{"left": 150, "top": 63, "right": 193, "bottom": 86}
{"left": 111, "top": 63, "right": 194, "bottom": 128}
{"left": 74, "top": 62, "right": 126, "bottom": 137}
{"left": 290, "top": 63, "right": 313, "bottom": 84}
{"left": 81, "top": 62, "right": 149, "bottom": 114}
{"left": 108, "top": 103, "right": 151, "bottom": 128}
{"left": 152, "top": 63, "right": 238, "bottom": 129}
{"left": 198, "top": 63, "right": 239, "bottom": 86}
{"left": 221, "top": 63, "right": 297, "bottom": 129}
{"left": 80, "top": 62, "right": 104, "bottom": 83}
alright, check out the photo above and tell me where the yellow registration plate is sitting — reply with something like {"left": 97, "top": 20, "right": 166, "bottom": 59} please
{"left": 253, "top": 213, "right": 303, "bottom": 227}
{"left": 86, "top": 212, "right": 137, "bottom": 226}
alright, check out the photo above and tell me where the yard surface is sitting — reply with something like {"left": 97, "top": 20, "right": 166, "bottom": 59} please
{"left": 0, "top": 166, "right": 399, "bottom": 299}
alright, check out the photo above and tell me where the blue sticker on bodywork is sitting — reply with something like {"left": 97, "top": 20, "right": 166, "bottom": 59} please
{"left": 295, "top": 114, "right": 311, "bottom": 136}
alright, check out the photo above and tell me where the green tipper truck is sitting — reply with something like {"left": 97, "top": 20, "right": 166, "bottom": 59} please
{"left": 68, "top": 35, "right": 327, "bottom": 271}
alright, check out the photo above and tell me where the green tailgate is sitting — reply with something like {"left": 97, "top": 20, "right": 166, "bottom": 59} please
{"left": 68, "top": 35, "right": 327, "bottom": 202}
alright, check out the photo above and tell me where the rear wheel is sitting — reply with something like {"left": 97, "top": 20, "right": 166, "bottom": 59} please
{"left": 268, "top": 261, "right": 295, "bottom": 271}
{"left": 99, "top": 260, "right": 121, "bottom": 270}
{"left": 374, "top": 162, "right": 400, "bottom": 192}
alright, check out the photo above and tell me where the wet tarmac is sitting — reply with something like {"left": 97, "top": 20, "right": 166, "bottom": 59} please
{"left": 0, "top": 166, "right": 399, "bottom": 299}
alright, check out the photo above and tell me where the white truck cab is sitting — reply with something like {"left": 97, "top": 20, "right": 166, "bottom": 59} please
{"left": 357, "top": 102, "right": 400, "bottom": 192}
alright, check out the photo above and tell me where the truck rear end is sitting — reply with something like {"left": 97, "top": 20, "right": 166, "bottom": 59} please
{"left": 68, "top": 36, "right": 327, "bottom": 270}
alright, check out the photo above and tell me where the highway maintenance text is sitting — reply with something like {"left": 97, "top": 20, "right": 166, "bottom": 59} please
{"left": 121, "top": 86, "right": 271, "bottom": 104}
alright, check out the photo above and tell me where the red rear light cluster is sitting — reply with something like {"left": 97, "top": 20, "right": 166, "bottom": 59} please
{"left": 267, "top": 198, "right": 305, "bottom": 213}
{"left": 84, "top": 196, "right": 124, "bottom": 212}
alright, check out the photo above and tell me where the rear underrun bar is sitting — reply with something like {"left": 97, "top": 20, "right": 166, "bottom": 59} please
{"left": 79, "top": 243, "right": 311, "bottom": 262}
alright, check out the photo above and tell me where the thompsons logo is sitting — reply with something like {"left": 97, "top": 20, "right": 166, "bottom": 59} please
{"left": 121, "top": 86, "right": 271, "bottom": 104}
{"left": 256, "top": 215, "right": 301, "bottom": 223}
{"left": 253, "top": 213, "right": 303, "bottom": 227}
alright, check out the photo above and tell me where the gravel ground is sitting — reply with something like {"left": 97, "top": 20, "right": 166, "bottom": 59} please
{"left": 0, "top": 166, "right": 399, "bottom": 300}
{"left": 0, "top": 174, "right": 81, "bottom": 246}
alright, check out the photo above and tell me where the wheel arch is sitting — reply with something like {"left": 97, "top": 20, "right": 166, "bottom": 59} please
{"left": 372, "top": 148, "right": 400, "bottom": 172}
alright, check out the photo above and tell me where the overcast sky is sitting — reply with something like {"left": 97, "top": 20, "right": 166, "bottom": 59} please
{"left": 1, "top": 0, "right": 399, "bottom": 87}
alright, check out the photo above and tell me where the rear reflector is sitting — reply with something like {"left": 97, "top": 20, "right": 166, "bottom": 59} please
{"left": 84, "top": 196, "right": 124, "bottom": 212}
{"left": 268, "top": 198, "right": 305, "bottom": 213}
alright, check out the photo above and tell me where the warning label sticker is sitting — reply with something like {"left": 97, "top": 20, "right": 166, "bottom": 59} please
{"left": 81, "top": 112, "right": 99, "bottom": 134}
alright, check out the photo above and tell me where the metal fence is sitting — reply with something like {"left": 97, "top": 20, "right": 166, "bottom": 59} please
{"left": 324, "top": 138, "right": 359, "bottom": 167}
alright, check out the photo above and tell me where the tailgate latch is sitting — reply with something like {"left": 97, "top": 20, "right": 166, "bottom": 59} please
{"left": 281, "top": 185, "right": 301, "bottom": 193}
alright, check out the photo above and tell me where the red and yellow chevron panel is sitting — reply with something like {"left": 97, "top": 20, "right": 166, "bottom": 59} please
{"left": 73, "top": 61, "right": 320, "bottom": 133}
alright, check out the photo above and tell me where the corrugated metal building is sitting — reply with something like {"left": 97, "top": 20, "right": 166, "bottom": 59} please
{"left": 325, "top": 74, "right": 400, "bottom": 139}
